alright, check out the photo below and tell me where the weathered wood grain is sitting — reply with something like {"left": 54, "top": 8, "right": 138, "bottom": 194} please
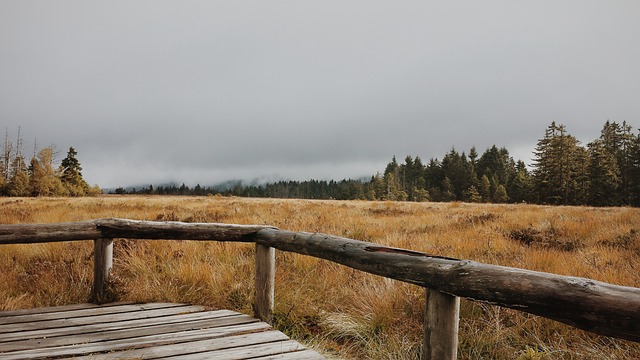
{"left": 1, "top": 320, "right": 270, "bottom": 359}
{"left": 0, "top": 302, "right": 134, "bottom": 317}
{"left": 0, "top": 218, "right": 277, "bottom": 244}
{"left": 254, "top": 243, "right": 275, "bottom": 323}
{"left": 0, "top": 303, "right": 322, "bottom": 360}
{"left": 254, "top": 228, "right": 640, "bottom": 342}
{"left": 0, "top": 308, "right": 236, "bottom": 342}
{"left": 0, "top": 302, "right": 184, "bottom": 325}
{"left": 95, "top": 218, "right": 277, "bottom": 241}
{"left": 74, "top": 331, "right": 293, "bottom": 360}
{"left": 424, "top": 290, "right": 460, "bottom": 360}
{"left": 0, "top": 220, "right": 100, "bottom": 244}
{"left": 0, "top": 304, "right": 206, "bottom": 334}
{"left": 92, "top": 237, "right": 113, "bottom": 302}
{"left": 251, "top": 350, "right": 327, "bottom": 360}
{"left": 3, "top": 218, "right": 640, "bottom": 345}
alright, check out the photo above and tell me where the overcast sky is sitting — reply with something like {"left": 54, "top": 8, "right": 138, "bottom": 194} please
{"left": 1, "top": 1, "right": 639, "bottom": 188}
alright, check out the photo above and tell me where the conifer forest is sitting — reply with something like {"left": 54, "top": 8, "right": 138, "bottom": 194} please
{"left": 2, "top": 120, "right": 640, "bottom": 207}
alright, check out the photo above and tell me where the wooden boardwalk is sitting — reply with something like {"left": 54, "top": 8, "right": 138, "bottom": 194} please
{"left": 0, "top": 302, "right": 325, "bottom": 359}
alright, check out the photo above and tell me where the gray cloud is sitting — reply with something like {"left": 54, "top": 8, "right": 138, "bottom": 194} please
{"left": 2, "top": 1, "right": 639, "bottom": 187}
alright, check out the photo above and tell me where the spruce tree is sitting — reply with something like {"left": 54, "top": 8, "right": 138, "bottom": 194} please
{"left": 587, "top": 139, "right": 620, "bottom": 206}
{"left": 441, "top": 148, "right": 474, "bottom": 200}
{"left": 479, "top": 175, "right": 491, "bottom": 202}
{"left": 630, "top": 132, "right": 640, "bottom": 206}
{"left": 441, "top": 177, "right": 455, "bottom": 202}
{"left": 509, "top": 161, "right": 532, "bottom": 203}
{"left": 493, "top": 184, "right": 509, "bottom": 203}
{"left": 532, "top": 122, "right": 586, "bottom": 205}
{"left": 464, "top": 185, "right": 482, "bottom": 203}
{"left": 60, "top": 147, "right": 89, "bottom": 196}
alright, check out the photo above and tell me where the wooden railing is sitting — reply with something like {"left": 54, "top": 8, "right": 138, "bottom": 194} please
{"left": 2, "top": 218, "right": 640, "bottom": 360}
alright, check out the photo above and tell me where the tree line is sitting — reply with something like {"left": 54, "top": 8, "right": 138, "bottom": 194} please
{"left": 122, "top": 120, "right": 640, "bottom": 207}
{"left": 7, "top": 120, "right": 638, "bottom": 206}
{"left": 0, "top": 131, "right": 99, "bottom": 196}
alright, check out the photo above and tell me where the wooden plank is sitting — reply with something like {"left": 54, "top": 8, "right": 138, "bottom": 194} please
{"left": 0, "top": 302, "right": 134, "bottom": 317}
{"left": 0, "top": 304, "right": 206, "bottom": 333}
{"left": 0, "top": 308, "right": 238, "bottom": 342}
{"left": 424, "top": 289, "right": 460, "bottom": 360}
{"left": 251, "top": 350, "right": 327, "bottom": 360}
{"left": 173, "top": 340, "right": 308, "bottom": 360}
{"left": 1, "top": 322, "right": 271, "bottom": 360}
{"left": 0, "top": 301, "right": 322, "bottom": 359}
{"left": 0, "top": 313, "right": 257, "bottom": 353}
{"left": 254, "top": 243, "right": 275, "bottom": 323}
{"left": 0, "top": 302, "right": 187, "bottom": 325}
{"left": 255, "top": 228, "right": 640, "bottom": 342}
{"left": 72, "top": 330, "right": 292, "bottom": 360}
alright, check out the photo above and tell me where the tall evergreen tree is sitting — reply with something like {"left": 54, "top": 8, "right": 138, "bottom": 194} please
{"left": 479, "top": 174, "right": 491, "bottom": 202}
{"left": 532, "top": 122, "right": 586, "bottom": 205}
{"left": 464, "top": 185, "right": 482, "bottom": 203}
{"left": 493, "top": 184, "right": 509, "bottom": 203}
{"left": 632, "top": 132, "right": 640, "bottom": 206}
{"left": 587, "top": 139, "right": 620, "bottom": 206}
{"left": 441, "top": 177, "right": 455, "bottom": 202}
{"left": 618, "top": 122, "right": 636, "bottom": 205}
{"left": 441, "top": 148, "right": 474, "bottom": 200}
{"left": 508, "top": 160, "right": 532, "bottom": 203}
{"left": 425, "top": 158, "right": 444, "bottom": 200}
{"left": 60, "top": 147, "right": 89, "bottom": 196}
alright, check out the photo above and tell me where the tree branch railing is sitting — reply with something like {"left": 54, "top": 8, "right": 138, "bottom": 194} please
{"left": 2, "top": 218, "right": 640, "bottom": 360}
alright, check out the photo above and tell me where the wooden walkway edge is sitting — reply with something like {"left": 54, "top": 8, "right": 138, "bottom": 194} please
{"left": 0, "top": 302, "right": 325, "bottom": 359}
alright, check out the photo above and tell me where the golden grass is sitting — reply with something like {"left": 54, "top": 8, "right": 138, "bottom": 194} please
{"left": 1, "top": 196, "right": 640, "bottom": 359}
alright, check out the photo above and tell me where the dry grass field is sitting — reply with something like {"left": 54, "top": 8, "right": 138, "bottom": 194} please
{"left": 1, "top": 195, "right": 640, "bottom": 359}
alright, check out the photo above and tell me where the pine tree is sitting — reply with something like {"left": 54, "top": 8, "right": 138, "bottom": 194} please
{"left": 630, "top": 131, "right": 640, "bottom": 206}
{"left": 509, "top": 160, "right": 532, "bottom": 203}
{"left": 425, "top": 158, "right": 444, "bottom": 200}
{"left": 587, "top": 139, "right": 620, "bottom": 206}
{"left": 493, "top": 184, "right": 509, "bottom": 203}
{"left": 532, "top": 122, "right": 586, "bottom": 205}
{"left": 464, "top": 185, "right": 482, "bottom": 203}
{"left": 413, "top": 187, "right": 430, "bottom": 202}
{"left": 371, "top": 173, "right": 386, "bottom": 200}
{"left": 468, "top": 146, "right": 478, "bottom": 169}
{"left": 441, "top": 148, "right": 474, "bottom": 200}
{"left": 479, "top": 175, "right": 491, "bottom": 202}
{"left": 60, "top": 147, "right": 89, "bottom": 196}
{"left": 384, "top": 173, "right": 407, "bottom": 201}
{"left": 618, "top": 122, "right": 636, "bottom": 205}
{"left": 441, "top": 177, "right": 455, "bottom": 202}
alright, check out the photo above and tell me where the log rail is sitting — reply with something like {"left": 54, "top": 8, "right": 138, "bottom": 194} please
{"left": 2, "top": 218, "right": 640, "bottom": 360}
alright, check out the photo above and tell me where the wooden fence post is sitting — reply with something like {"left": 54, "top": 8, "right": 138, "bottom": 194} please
{"left": 92, "top": 238, "right": 113, "bottom": 303}
{"left": 254, "top": 243, "right": 275, "bottom": 323}
{"left": 424, "top": 289, "right": 460, "bottom": 360}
